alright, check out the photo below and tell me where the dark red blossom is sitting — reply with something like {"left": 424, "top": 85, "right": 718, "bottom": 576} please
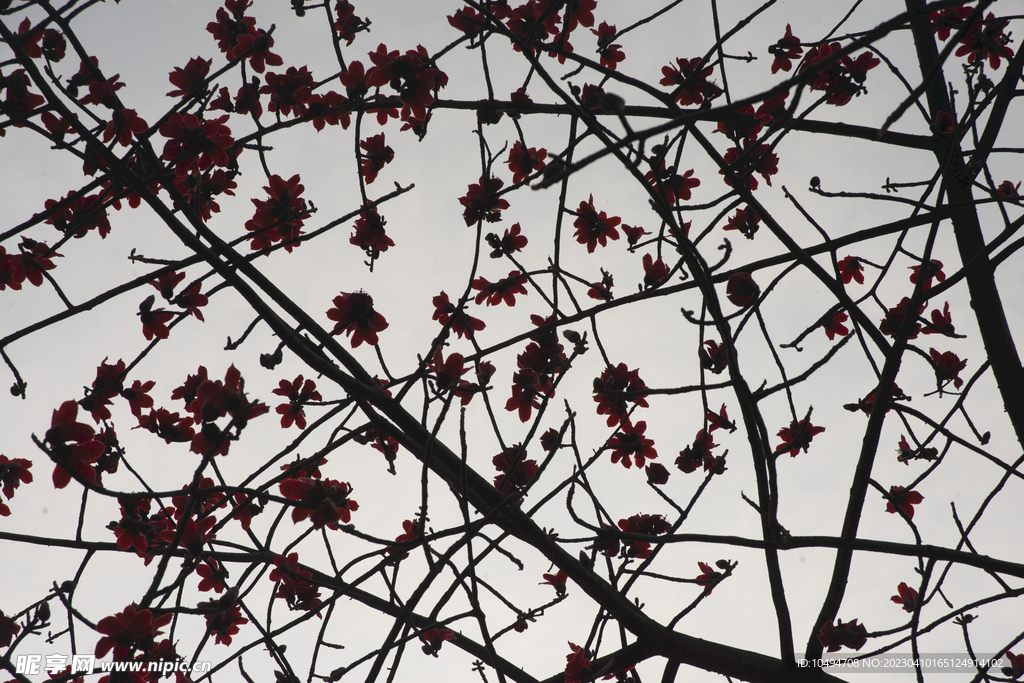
{"left": 486, "top": 222, "right": 528, "bottom": 258}
{"left": 174, "top": 169, "right": 237, "bottom": 222}
{"left": 2, "top": 239, "right": 60, "bottom": 289}
{"left": 196, "top": 558, "right": 228, "bottom": 593}
{"left": 880, "top": 297, "right": 924, "bottom": 339}
{"left": 138, "top": 295, "right": 174, "bottom": 341}
{"left": 359, "top": 133, "right": 395, "bottom": 184}
{"left": 260, "top": 66, "right": 315, "bottom": 117}
{"left": 160, "top": 113, "right": 234, "bottom": 177}
{"left": 837, "top": 255, "right": 865, "bottom": 285}
{"left": 460, "top": 176, "right": 509, "bottom": 226}
{"left": 824, "top": 312, "right": 850, "bottom": 341}
{"left": 95, "top": 604, "right": 172, "bottom": 659}
{"left": 136, "top": 408, "right": 195, "bottom": 444}
{"left": 269, "top": 552, "right": 322, "bottom": 612}
{"left": 607, "top": 420, "right": 657, "bottom": 469}
{"left": 699, "top": 340, "right": 729, "bottom": 374}
{"left": 492, "top": 445, "right": 538, "bottom": 497}
{"left": 472, "top": 270, "right": 528, "bottom": 306}
{"left": 565, "top": 642, "right": 592, "bottom": 683}
{"left": 339, "top": 60, "right": 370, "bottom": 100}
{"left": 421, "top": 628, "right": 455, "bottom": 657}
{"left": 996, "top": 180, "right": 1020, "bottom": 199}
{"left": 642, "top": 253, "right": 670, "bottom": 289}
{"left": 931, "top": 5, "right": 974, "bottom": 42}
{"left": 350, "top": 208, "right": 394, "bottom": 254}
{"left": 334, "top": 1, "right": 366, "bottom": 45}
{"left": 769, "top": 24, "right": 803, "bottom": 73}
{"left": 232, "top": 28, "right": 283, "bottom": 73}
{"left": 593, "top": 22, "right": 625, "bottom": 70}
{"left": 43, "top": 192, "right": 111, "bottom": 239}
{"left": 724, "top": 206, "right": 760, "bottom": 239}
{"left": 929, "top": 348, "right": 967, "bottom": 390}
{"left": 432, "top": 291, "right": 485, "bottom": 338}
{"left": 207, "top": 1, "right": 257, "bottom": 56}
{"left": 572, "top": 195, "right": 621, "bottom": 251}
{"left": 507, "top": 141, "right": 547, "bottom": 184}
{"left": 593, "top": 363, "right": 649, "bottom": 427}
{"left": 676, "top": 429, "right": 718, "bottom": 474}
{"left": 885, "top": 485, "right": 924, "bottom": 520}
{"left": 366, "top": 43, "right": 448, "bottom": 121}
{"left": 660, "top": 57, "right": 722, "bottom": 106}
{"left": 540, "top": 570, "right": 568, "bottom": 596}
{"left": 167, "top": 57, "right": 211, "bottom": 99}
{"left": 280, "top": 477, "right": 358, "bottom": 529}
{"left": 645, "top": 161, "right": 700, "bottom": 203}
{"left": 448, "top": 7, "right": 487, "bottom": 33}
{"left": 954, "top": 13, "right": 1014, "bottom": 70}
{"left": 0, "top": 455, "right": 33, "bottom": 502}
{"left": 273, "top": 375, "right": 323, "bottom": 429}
{"left": 202, "top": 596, "right": 247, "bottom": 645}
{"left": 776, "top": 415, "right": 825, "bottom": 456}
{"left": 891, "top": 582, "right": 919, "bottom": 612}
{"left": 388, "top": 519, "right": 420, "bottom": 558}
{"left": 102, "top": 107, "right": 148, "bottom": 147}
{"left": 646, "top": 462, "right": 670, "bottom": 485}
{"left": 46, "top": 400, "right": 105, "bottom": 488}
{"left": 327, "top": 291, "right": 388, "bottom": 347}
{"left": 306, "top": 90, "right": 350, "bottom": 130}
{"left": 721, "top": 140, "right": 778, "bottom": 190}
{"left": 726, "top": 272, "right": 759, "bottom": 307}
{"left": 817, "top": 618, "right": 868, "bottom": 652}
{"left": 909, "top": 259, "right": 945, "bottom": 290}
{"left": 174, "top": 283, "right": 209, "bottom": 321}
{"left": 696, "top": 561, "right": 722, "bottom": 595}
{"left": 922, "top": 302, "right": 955, "bottom": 336}
{"left": 245, "top": 174, "right": 311, "bottom": 252}
{"left": 706, "top": 404, "right": 736, "bottom": 433}
{"left": 588, "top": 269, "right": 614, "bottom": 301}
{"left": 617, "top": 513, "right": 671, "bottom": 559}
{"left": 0, "top": 609, "right": 20, "bottom": 647}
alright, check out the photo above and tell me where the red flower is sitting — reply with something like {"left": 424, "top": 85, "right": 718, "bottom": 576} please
{"left": 196, "top": 558, "right": 228, "bottom": 593}
{"left": 95, "top": 604, "right": 172, "bottom": 659}
{"left": 3, "top": 67, "right": 46, "bottom": 118}
{"left": 880, "top": 297, "right": 924, "bottom": 339}
{"left": 472, "top": 270, "right": 528, "bottom": 306}
{"left": 706, "top": 404, "right": 736, "bottom": 433}
{"left": 817, "top": 618, "right": 868, "bottom": 652}
{"left": 642, "top": 253, "right": 670, "bottom": 289}
{"left": 46, "top": 401, "right": 105, "bottom": 488}
{"left": 273, "top": 375, "right": 323, "bottom": 429}
{"left": 279, "top": 477, "right": 358, "bottom": 529}
{"left": 540, "top": 570, "right": 568, "bottom": 596}
{"left": 776, "top": 416, "right": 825, "bottom": 456}
{"left": 646, "top": 462, "right": 670, "bottom": 485}
{"left": 0, "top": 609, "right": 20, "bottom": 647}
{"left": 359, "top": 133, "right": 395, "bottom": 184}
{"left": 824, "top": 312, "right": 850, "bottom": 341}
{"left": 160, "top": 113, "right": 234, "bottom": 177}
{"left": 769, "top": 24, "right": 803, "bottom": 74}
{"left": 507, "top": 141, "right": 547, "bottom": 184}
{"left": 166, "top": 56, "right": 211, "bottom": 99}
{"left": 622, "top": 224, "right": 649, "bottom": 246}
{"left": 306, "top": 90, "right": 350, "bottom": 130}
{"left": 891, "top": 582, "right": 918, "bottom": 612}
{"left": 0, "top": 455, "right": 33, "bottom": 502}
{"left": 837, "top": 255, "right": 865, "bottom": 284}
{"left": 931, "top": 5, "right": 973, "bottom": 42}
{"left": 696, "top": 561, "right": 721, "bottom": 595}
{"left": 202, "top": 595, "right": 247, "bottom": 645}
{"left": 607, "top": 420, "right": 658, "bottom": 469}
{"left": 929, "top": 348, "right": 967, "bottom": 390}
{"left": 432, "top": 291, "right": 485, "bottom": 338}
{"left": 388, "top": 519, "right": 421, "bottom": 558}
{"left": 922, "top": 302, "right": 955, "bottom": 336}
{"left": 460, "top": 176, "right": 510, "bottom": 226}
{"left": 174, "top": 282, "right": 209, "bottom": 321}
{"left": 174, "top": 169, "right": 237, "bottom": 222}
{"left": 699, "top": 340, "right": 729, "bottom": 374}
{"left": 485, "top": 222, "right": 528, "bottom": 258}
{"left": 6, "top": 239, "right": 61, "bottom": 288}
{"left": 996, "top": 180, "right": 1020, "bottom": 198}
{"left": 138, "top": 295, "right": 174, "bottom": 341}
{"left": 207, "top": 2, "right": 257, "bottom": 56}
{"left": 723, "top": 206, "right": 761, "bottom": 239}
{"left": 102, "top": 107, "right": 148, "bottom": 147}
{"left": 1004, "top": 652, "right": 1024, "bottom": 679}
{"left": 420, "top": 628, "right": 455, "bottom": 656}
{"left": 564, "top": 642, "right": 592, "bottom": 683}
{"left": 909, "top": 259, "right": 945, "bottom": 290}
{"left": 645, "top": 161, "right": 700, "bottom": 203}
{"left": 676, "top": 429, "right": 718, "bottom": 474}
{"left": 593, "top": 363, "right": 649, "bottom": 427}
{"left": 42, "top": 192, "right": 111, "bottom": 239}
{"left": 230, "top": 492, "right": 261, "bottom": 530}
{"left": 339, "top": 60, "right": 370, "bottom": 100}
{"left": 232, "top": 28, "right": 283, "bottom": 73}
{"left": 492, "top": 445, "right": 539, "bottom": 496}
{"left": 726, "top": 272, "right": 759, "bottom": 307}
{"left": 261, "top": 66, "right": 315, "bottom": 117}
{"left": 334, "top": 1, "right": 366, "bottom": 45}
{"left": 721, "top": 140, "right": 778, "bottom": 190}
{"left": 954, "top": 13, "right": 1014, "bottom": 70}
{"left": 588, "top": 269, "right": 614, "bottom": 301}
{"left": 245, "top": 173, "right": 310, "bottom": 252}
{"left": 617, "top": 513, "right": 671, "bottom": 559}
{"left": 593, "top": 22, "right": 625, "bottom": 70}
{"left": 349, "top": 208, "right": 394, "bottom": 255}
{"left": 660, "top": 57, "right": 722, "bottom": 106}
{"left": 327, "top": 291, "right": 388, "bottom": 347}
{"left": 448, "top": 7, "right": 487, "bottom": 33}
{"left": 885, "top": 485, "right": 924, "bottom": 520}
{"left": 269, "top": 552, "right": 322, "bottom": 612}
